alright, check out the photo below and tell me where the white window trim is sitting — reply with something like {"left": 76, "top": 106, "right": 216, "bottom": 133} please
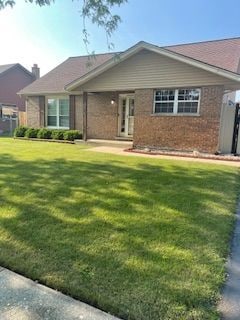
{"left": 153, "top": 88, "right": 201, "bottom": 116}
{"left": 46, "top": 96, "right": 70, "bottom": 129}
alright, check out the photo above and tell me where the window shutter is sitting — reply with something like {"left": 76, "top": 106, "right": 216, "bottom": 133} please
{"left": 39, "top": 96, "right": 45, "bottom": 127}
{"left": 69, "top": 95, "right": 76, "bottom": 129}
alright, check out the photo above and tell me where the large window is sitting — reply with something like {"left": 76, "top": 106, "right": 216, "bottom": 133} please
{"left": 46, "top": 97, "right": 69, "bottom": 128}
{"left": 154, "top": 88, "right": 201, "bottom": 115}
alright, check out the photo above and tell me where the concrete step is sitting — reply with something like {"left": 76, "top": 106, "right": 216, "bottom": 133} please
{"left": 75, "top": 139, "right": 133, "bottom": 149}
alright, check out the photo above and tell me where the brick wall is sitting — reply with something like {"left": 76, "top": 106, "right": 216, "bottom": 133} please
{"left": 133, "top": 86, "right": 224, "bottom": 153}
{"left": 87, "top": 92, "right": 118, "bottom": 139}
{"left": 26, "top": 96, "right": 41, "bottom": 128}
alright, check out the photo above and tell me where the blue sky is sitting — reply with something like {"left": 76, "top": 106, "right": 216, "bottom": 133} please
{"left": 1, "top": 0, "right": 240, "bottom": 75}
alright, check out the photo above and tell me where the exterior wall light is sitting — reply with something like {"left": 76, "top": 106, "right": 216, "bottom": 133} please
{"left": 111, "top": 99, "right": 115, "bottom": 105}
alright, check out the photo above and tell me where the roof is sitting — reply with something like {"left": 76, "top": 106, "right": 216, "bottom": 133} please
{"left": 0, "top": 64, "right": 17, "bottom": 75}
{"left": 19, "top": 37, "right": 240, "bottom": 95}
{"left": 0, "top": 63, "right": 34, "bottom": 79}
{"left": 166, "top": 37, "right": 240, "bottom": 74}
{"left": 19, "top": 53, "right": 115, "bottom": 95}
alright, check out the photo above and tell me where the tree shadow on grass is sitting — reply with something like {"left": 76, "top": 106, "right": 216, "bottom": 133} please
{"left": 0, "top": 153, "right": 239, "bottom": 320}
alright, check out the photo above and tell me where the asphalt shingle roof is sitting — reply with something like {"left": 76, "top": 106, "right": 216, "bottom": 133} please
{"left": 165, "top": 37, "right": 240, "bottom": 74}
{"left": 19, "top": 54, "right": 115, "bottom": 95}
{"left": 19, "top": 37, "right": 240, "bottom": 95}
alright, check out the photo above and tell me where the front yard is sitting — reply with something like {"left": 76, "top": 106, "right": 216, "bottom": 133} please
{"left": 0, "top": 138, "right": 239, "bottom": 320}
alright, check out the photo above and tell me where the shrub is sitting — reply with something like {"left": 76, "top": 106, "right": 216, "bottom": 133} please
{"left": 63, "top": 130, "right": 82, "bottom": 141}
{"left": 37, "top": 128, "right": 52, "bottom": 139}
{"left": 14, "top": 126, "right": 28, "bottom": 137}
{"left": 25, "top": 128, "right": 40, "bottom": 138}
{"left": 51, "top": 130, "right": 65, "bottom": 140}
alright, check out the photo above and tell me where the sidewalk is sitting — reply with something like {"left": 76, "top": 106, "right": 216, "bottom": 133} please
{"left": 0, "top": 267, "right": 120, "bottom": 320}
{"left": 218, "top": 200, "right": 240, "bottom": 320}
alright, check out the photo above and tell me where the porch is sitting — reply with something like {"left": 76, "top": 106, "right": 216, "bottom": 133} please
{"left": 80, "top": 91, "right": 135, "bottom": 142}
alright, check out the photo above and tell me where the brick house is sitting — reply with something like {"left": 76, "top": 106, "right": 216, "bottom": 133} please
{"left": 0, "top": 63, "right": 38, "bottom": 132}
{"left": 19, "top": 38, "right": 240, "bottom": 154}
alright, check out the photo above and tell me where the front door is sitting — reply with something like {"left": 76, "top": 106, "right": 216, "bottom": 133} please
{"left": 119, "top": 95, "right": 134, "bottom": 137}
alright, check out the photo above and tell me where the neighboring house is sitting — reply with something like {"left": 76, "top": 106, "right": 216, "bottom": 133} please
{"left": 0, "top": 63, "right": 38, "bottom": 132}
{"left": 19, "top": 38, "right": 240, "bottom": 154}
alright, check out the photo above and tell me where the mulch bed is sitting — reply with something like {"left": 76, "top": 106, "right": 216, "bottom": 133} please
{"left": 126, "top": 148, "right": 240, "bottom": 162}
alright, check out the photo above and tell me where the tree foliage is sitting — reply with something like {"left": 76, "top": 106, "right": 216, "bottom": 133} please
{"left": 0, "top": 0, "right": 127, "bottom": 52}
{"left": 0, "top": 0, "right": 52, "bottom": 9}
{"left": 82, "top": 0, "right": 127, "bottom": 52}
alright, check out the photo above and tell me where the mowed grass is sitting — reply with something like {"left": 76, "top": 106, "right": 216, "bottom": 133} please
{"left": 0, "top": 138, "right": 239, "bottom": 320}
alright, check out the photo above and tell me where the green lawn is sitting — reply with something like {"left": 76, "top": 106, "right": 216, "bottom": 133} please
{"left": 0, "top": 138, "right": 239, "bottom": 320}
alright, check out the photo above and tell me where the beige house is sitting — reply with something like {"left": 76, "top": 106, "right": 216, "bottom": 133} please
{"left": 19, "top": 38, "right": 240, "bottom": 154}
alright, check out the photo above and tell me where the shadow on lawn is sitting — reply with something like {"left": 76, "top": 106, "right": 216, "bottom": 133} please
{"left": 0, "top": 153, "right": 238, "bottom": 320}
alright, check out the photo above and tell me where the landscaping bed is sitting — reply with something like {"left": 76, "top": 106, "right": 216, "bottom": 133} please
{"left": 0, "top": 138, "right": 239, "bottom": 320}
{"left": 127, "top": 147, "right": 240, "bottom": 161}
{"left": 14, "top": 126, "right": 82, "bottom": 142}
{"left": 14, "top": 137, "right": 75, "bottom": 144}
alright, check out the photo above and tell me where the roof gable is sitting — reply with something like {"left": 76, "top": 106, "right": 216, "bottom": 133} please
{"left": 66, "top": 41, "right": 240, "bottom": 91}
{"left": 75, "top": 49, "right": 238, "bottom": 92}
{"left": 0, "top": 63, "right": 34, "bottom": 79}
{"left": 0, "top": 64, "right": 17, "bottom": 75}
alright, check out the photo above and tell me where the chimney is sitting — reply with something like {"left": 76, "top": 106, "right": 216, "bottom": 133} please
{"left": 32, "top": 64, "right": 40, "bottom": 79}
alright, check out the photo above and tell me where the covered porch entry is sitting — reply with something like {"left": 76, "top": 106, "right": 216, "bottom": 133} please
{"left": 81, "top": 91, "right": 135, "bottom": 142}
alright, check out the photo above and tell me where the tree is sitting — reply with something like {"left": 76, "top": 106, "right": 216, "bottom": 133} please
{"left": 0, "top": 0, "right": 127, "bottom": 53}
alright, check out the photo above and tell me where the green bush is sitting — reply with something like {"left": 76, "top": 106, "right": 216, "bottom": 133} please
{"left": 25, "top": 128, "right": 40, "bottom": 139}
{"left": 51, "top": 130, "right": 65, "bottom": 140}
{"left": 37, "top": 128, "right": 52, "bottom": 139}
{"left": 63, "top": 130, "right": 82, "bottom": 141}
{"left": 14, "top": 126, "right": 28, "bottom": 137}
{"left": 17, "top": 127, "right": 82, "bottom": 141}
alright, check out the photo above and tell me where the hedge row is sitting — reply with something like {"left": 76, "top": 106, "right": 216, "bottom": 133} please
{"left": 14, "top": 126, "right": 82, "bottom": 141}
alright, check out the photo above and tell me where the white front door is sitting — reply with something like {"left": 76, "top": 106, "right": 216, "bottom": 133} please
{"left": 119, "top": 95, "right": 135, "bottom": 137}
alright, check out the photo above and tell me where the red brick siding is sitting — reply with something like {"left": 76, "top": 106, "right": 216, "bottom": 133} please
{"left": 87, "top": 92, "right": 118, "bottom": 139}
{"left": 26, "top": 96, "right": 41, "bottom": 128}
{"left": 133, "top": 86, "right": 224, "bottom": 153}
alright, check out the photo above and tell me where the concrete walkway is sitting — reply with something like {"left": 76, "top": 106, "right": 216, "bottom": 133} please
{"left": 0, "top": 267, "right": 120, "bottom": 320}
{"left": 218, "top": 200, "right": 240, "bottom": 320}
{"left": 87, "top": 146, "right": 240, "bottom": 167}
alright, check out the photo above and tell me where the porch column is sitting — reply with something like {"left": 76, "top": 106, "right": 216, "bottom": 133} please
{"left": 39, "top": 96, "right": 45, "bottom": 127}
{"left": 83, "top": 92, "right": 88, "bottom": 141}
{"left": 69, "top": 95, "right": 76, "bottom": 129}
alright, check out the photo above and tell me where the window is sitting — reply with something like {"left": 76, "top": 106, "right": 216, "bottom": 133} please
{"left": 155, "top": 89, "right": 175, "bottom": 113}
{"left": 154, "top": 88, "right": 200, "bottom": 115}
{"left": 46, "top": 97, "right": 69, "bottom": 128}
{"left": 177, "top": 89, "right": 200, "bottom": 113}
